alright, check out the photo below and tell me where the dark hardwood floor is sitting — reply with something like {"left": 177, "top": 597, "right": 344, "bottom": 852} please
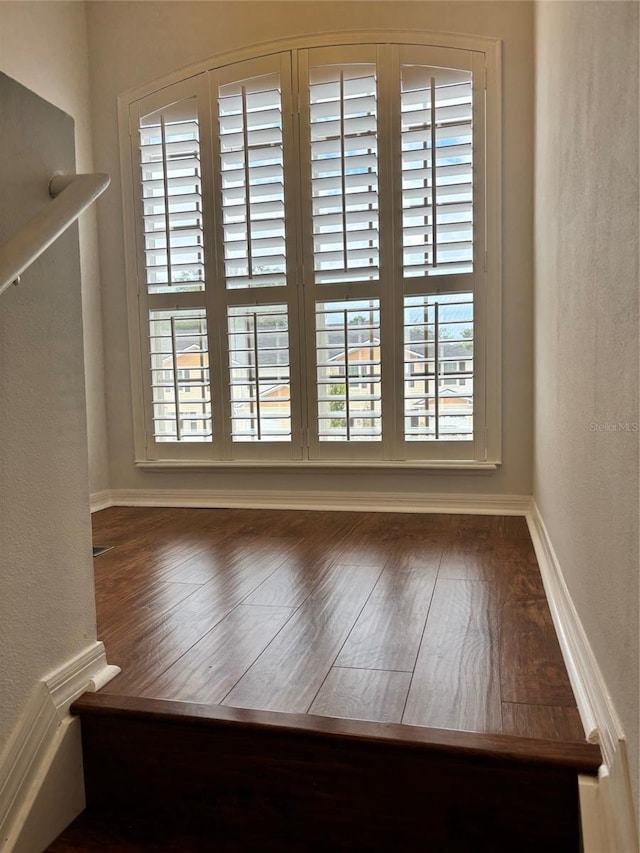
{"left": 89, "top": 506, "right": 584, "bottom": 741}
{"left": 47, "top": 507, "right": 601, "bottom": 851}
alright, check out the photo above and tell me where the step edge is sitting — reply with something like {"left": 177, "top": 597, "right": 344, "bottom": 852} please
{"left": 72, "top": 691, "right": 602, "bottom": 775}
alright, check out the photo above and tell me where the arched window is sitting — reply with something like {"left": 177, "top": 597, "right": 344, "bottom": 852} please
{"left": 121, "top": 33, "right": 501, "bottom": 466}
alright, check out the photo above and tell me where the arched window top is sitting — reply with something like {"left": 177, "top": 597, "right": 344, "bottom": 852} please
{"left": 119, "top": 30, "right": 500, "bottom": 104}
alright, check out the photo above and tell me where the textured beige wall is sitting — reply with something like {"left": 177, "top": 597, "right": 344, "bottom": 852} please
{"left": 0, "top": 54, "right": 98, "bottom": 752}
{"left": 0, "top": 0, "right": 111, "bottom": 496}
{"left": 86, "top": 0, "right": 534, "bottom": 498}
{"left": 534, "top": 0, "right": 639, "bottom": 813}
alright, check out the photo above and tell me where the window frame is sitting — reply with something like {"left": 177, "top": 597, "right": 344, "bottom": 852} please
{"left": 119, "top": 30, "right": 502, "bottom": 470}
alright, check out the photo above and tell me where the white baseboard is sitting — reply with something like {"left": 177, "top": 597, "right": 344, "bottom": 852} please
{"left": 0, "top": 643, "right": 120, "bottom": 852}
{"left": 528, "top": 503, "right": 639, "bottom": 853}
{"left": 109, "top": 487, "right": 531, "bottom": 516}
{"left": 90, "top": 490, "right": 112, "bottom": 513}
{"left": 579, "top": 752, "right": 639, "bottom": 853}
{"left": 580, "top": 774, "right": 609, "bottom": 853}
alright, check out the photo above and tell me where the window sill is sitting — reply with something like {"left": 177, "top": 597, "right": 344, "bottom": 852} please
{"left": 135, "top": 459, "right": 499, "bottom": 473}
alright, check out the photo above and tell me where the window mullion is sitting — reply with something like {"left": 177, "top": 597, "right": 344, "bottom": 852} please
{"left": 202, "top": 70, "right": 231, "bottom": 460}
{"left": 433, "top": 301, "right": 441, "bottom": 439}
{"left": 471, "top": 48, "right": 489, "bottom": 463}
{"left": 282, "top": 49, "right": 306, "bottom": 460}
{"left": 377, "top": 43, "right": 401, "bottom": 460}
{"left": 295, "top": 49, "right": 319, "bottom": 459}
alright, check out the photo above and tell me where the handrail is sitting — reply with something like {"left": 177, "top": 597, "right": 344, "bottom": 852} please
{"left": 0, "top": 172, "right": 110, "bottom": 298}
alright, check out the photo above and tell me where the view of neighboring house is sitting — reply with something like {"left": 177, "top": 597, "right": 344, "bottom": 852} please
{"left": 153, "top": 330, "right": 473, "bottom": 442}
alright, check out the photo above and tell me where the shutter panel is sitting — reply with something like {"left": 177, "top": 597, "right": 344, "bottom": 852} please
{"left": 213, "top": 55, "right": 299, "bottom": 457}
{"left": 316, "top": 300, "right": 382, "bottom": 442}
{"left": 400, "top": 65, "right": 473, "bottom": 278}
{"left": 403, "top": 293, "right": 473, "bottom": 441}
{"left": 218, "top": 72, "right": 287, "bottom": 289}
{"left": 227, "top": 304, "right": 291, "bottom": 441}
{"left": 308, "top": 63, "right": 380, "bottom": 284}
{"left": 149, "top": 309, "right": 212, "bottom": 442}
{"left": 300, "top": 46, "right": 386, "bottom": 460}
{"left": 139, "top": 98, "right": 205, "bottom": 293}
{"left": 136, "top": 81, "right": 214, "bottom": 449}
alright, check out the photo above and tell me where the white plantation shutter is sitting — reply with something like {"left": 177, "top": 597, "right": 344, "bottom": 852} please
{"left": 134, "top": 79, "right": 214, "bottom": 452}
{"left": 127, "top": 39, "right": 496, "bottom": 465}
{"left": 403, "top": 293, "right": 474, "bottom": 443}
{"left": 400, "top": 65, "right": 473, "bottom": 278}
{"left": 299, "top": 46, "right": 387, "bottom": 461}
{"left": 315, "top": 299, "right": 382, "bottom": 442}
{"left": 308, "top": 62, "right": 380, "bottom": 284}
{"left": 139, "top": 98, "right": 205, "bottom": 293}
{"left": 396, "top": 47, "right": 481, "bottom": 457}
{"left": 210, "top": 55, "right": 301, "bottom": 461}
{"left": 149, "top": 309, "right": 212, "bottom": 442}
{"left": 227, "top": 304, "right": 291, "bottom": 442}
{"left": 217, "top": 70, "right": 287, "bottom": 290}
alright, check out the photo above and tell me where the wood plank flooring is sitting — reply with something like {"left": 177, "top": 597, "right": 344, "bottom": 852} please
{"left": 91, "top": 507, "right": 585, "bottom": 742}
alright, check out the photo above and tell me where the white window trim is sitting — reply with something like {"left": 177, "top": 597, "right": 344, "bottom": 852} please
{"left": 118, "top": 30, "right": 502, "bottom": 470}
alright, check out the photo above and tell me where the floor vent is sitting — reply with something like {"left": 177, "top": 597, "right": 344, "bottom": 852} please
{"left": 92, "top": 546, "right": 112, "bottom": 557}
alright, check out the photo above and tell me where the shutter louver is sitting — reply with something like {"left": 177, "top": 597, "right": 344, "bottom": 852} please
{"left": 218, "top": 73, "right": 287, "bottom": 289}
{"left": 309, "top": 65, "right": 380, "bottom": 284}
{"left": 139, "top": 99, "right": 205, "bottom": 293}
{"left": 401, "top": 66, "right": 473, "bottom": 277}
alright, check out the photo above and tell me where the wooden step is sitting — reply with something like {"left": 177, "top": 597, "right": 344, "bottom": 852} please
{"left": 60, "top": 691, "right": 601, "bottom": 852}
